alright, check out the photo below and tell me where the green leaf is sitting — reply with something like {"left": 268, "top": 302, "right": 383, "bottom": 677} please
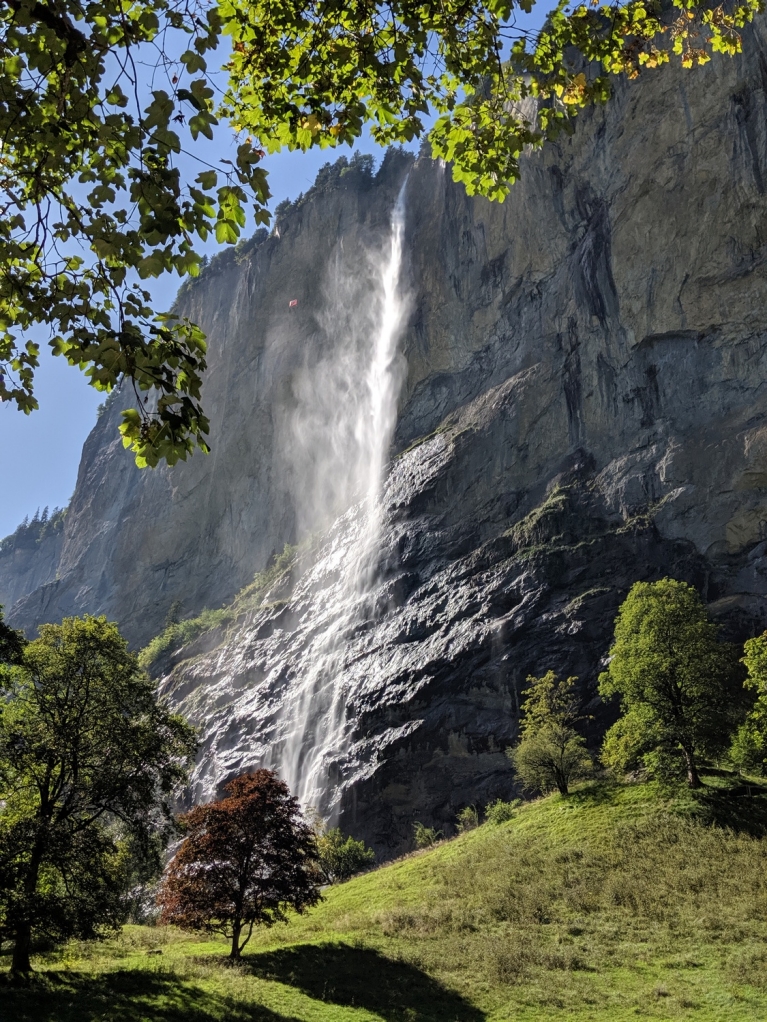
{"left": 197, "top": 170, "right": 218, "bottom": 190}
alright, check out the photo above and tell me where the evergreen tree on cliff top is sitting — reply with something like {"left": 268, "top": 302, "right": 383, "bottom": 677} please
{"left": 157, "top": 770, "right": 321, "bottom": 960}
{"left": 599, "top": 578, "right": 739, "bottom": 788}
{"left": 0, "top": 0, "right": 758, "bottom": 466}
{"left": 0, "top": 615, "right": 196, "bottom": 974}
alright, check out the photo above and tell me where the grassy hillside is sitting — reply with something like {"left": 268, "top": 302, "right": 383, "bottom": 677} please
{"left": 3, "top": 779, "right": 767, "bottom": 1022}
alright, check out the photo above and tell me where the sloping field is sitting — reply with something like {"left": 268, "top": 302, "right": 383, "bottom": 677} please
{"left": 3, "top": 780, "right": 767, "bottom": 1022}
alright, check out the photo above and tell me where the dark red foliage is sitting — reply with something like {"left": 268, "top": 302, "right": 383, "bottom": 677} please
{"left": 157, "top": 770, "right": 321, "bottom": 958}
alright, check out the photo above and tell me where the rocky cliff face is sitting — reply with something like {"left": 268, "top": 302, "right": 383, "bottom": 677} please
{"left": 0, "top": 512, "right": 65, "bottom": 614}
{"left": 5, "top": 19, "right": 767, "bottom": 854}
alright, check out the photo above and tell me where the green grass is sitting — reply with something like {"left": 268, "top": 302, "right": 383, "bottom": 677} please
{"left": 4, "top": 778, "right": 767, "bottom": 1021}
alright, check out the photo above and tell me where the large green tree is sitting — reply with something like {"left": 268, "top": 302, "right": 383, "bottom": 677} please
{"left": 599, "top": 578, "right": 739, "bottom": 788}
{"left": 0, "top": 615, "right": 197, "bottom": 973}
{"left": 0, "top": 0, "right": 758, "bottom": 466}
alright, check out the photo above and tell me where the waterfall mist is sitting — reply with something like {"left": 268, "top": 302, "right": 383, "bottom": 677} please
{"left": 280, "top": 191, "right": 409, "bottom": 543}
{"left": 271, "top": 181, "right": 411, "bottom": 814}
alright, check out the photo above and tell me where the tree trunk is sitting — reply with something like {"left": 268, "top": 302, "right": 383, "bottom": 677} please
{"left": 683, "top": 747, "right": 702, "bottom": 789}
{"left": 11, "top": 836, "right": 45, "bottom": 974}
{"left": 230, "top": 920, "right": 241, "bottom": 960}
{"left": 11, "top": 921, "right": 32, "bottom": 974}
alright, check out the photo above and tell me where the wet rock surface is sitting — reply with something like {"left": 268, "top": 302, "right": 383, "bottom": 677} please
{"left": 5, "top": 20, "right": 767, "bottom": 853}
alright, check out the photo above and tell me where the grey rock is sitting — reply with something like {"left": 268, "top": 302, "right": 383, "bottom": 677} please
{"left": 0, "top": 524, "right": 64, "bottom": 614}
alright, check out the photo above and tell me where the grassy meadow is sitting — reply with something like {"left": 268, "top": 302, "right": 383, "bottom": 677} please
{"left": 3, "top": 777, "right": 767, "bottom": 1022}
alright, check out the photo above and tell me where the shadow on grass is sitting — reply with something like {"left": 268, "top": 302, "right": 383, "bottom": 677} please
{"left": 0, "top": 969, "right": 299, "bottom": 1022}
{"left": 244, "top": 942, "right": 485, "bottom": 1021}
{"left": 692, "top": 783, "right": 767, "bottom": 837}
{"left": 561, "top": 783, "right": 624, "bottom": 809}
{"left": 562, "top": 777, "right": 767, "bottom": 837}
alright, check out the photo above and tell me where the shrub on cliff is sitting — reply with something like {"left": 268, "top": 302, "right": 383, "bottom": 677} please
{"left": 157, "top": 771, "right": 321, "bottom": 961}
{"left": 599, "top": 579, "right": 741, "bottom": 788}
{"left": 508, "top": 672, "right": 592, "bottom": 796}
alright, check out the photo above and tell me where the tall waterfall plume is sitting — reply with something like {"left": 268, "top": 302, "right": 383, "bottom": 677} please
{"left": 272, "top": 180, "right": 411, "bottom": 815}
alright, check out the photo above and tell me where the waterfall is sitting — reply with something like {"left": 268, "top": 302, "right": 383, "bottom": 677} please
{"left": 271, "top": 180, "right": 410, "bottom": 815}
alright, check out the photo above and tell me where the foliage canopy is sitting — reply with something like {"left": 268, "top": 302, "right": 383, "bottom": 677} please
{"left": 0, "top": 0, "right": 759, "bottom": 466}
{"left": 509, "top": 671, "right": 592, "bottom": 795}
{"left": 599, "top": 578, "right": 739, "bottom": 788}
{"left": 0, "top": 615, "right": 196, "bottom": 973}
{"left": 157, "top": 770, "right": 322, "bottom": 959}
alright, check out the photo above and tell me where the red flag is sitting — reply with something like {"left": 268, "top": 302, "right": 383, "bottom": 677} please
{"left": 289, "top": 299, "right": 298, "bottom": 308}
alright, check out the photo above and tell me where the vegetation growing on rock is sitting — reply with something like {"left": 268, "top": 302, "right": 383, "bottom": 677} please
{"left": 139, "top": 543, "right": 298, "bottom": 673}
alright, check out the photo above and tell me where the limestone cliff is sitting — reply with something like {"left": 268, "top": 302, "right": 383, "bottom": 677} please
{"left": 5, "top": 19, "right": 767, "bottom": 854}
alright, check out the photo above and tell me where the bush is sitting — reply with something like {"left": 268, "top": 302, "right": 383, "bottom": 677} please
{"left": 485, "top": 799, "right": 521, "bottom": 825}
{"left": 316, "top": 828, "right": 375, "bottom": 883}
{"left": 456, "top": 806, "right": 479, "bottom": 833}
{"left": 413, "top": 822, "right": 443, "bottom": 849}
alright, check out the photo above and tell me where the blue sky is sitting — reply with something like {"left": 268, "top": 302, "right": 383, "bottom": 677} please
{"left": 0, "top": 2, "right": 556, "bottom": 540}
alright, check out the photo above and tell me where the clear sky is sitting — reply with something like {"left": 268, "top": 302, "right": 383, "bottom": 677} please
{"left": 0, "top": 3, "right": 555, "bottom": 540}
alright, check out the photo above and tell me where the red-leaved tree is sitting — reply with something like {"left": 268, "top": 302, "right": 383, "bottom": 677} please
{"left": 157, "top": 770, "right": 321, "bottom": 959}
